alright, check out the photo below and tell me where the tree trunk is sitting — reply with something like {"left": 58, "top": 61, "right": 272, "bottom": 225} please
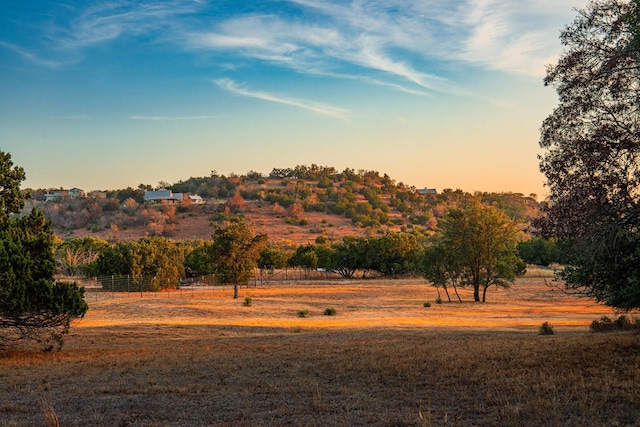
{"left": 482, "top": 285, "right": 489, "bottom": 303}
{"left": 473, "top": 285, "right": 480, "bottom": 302}
{"left": 453, "top": 285, "right": 462, "bottom": 302}
{"left": 444, "top": 286, "right": 452, "bottom": 303}
{"left": 233, "top": 283, "right": 238, "bottom": 299}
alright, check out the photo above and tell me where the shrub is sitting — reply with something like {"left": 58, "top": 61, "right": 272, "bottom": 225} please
{"left": 297, "top": 309, "right": 309, "bottom": 318}
{"left": 539, "top": 322, "right": 554, "bottom": 335}
{"left": 435, "top": 297, "right": 442, "bottom": 304}
{"left": 423, "top": 302, "right": 431, "bottom": 308}
{"left": 590, "top": 315, "right": 640, "bottom": 332}
{"left": 243, "top": 296, "right": 252, "bottom": 307}
{"left": 324, "top": 307, "right": 336, "bottom": 316}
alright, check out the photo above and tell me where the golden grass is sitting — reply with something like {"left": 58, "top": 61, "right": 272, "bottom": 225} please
{"left": 1, "top": 278, "right": 639, "bottom": 426}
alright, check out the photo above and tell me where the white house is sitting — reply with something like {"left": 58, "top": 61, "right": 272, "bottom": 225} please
{"left": 188, "top": 195, "right": 205, "bottom": 204}
{"left": 44, "top": 188, "right": 86, "bottom": 202}
{"left": 143, "top": 189, "right": 184, "bottom": 203}
{"left": 417, "top": 188, "right": 437, "bottom": 195}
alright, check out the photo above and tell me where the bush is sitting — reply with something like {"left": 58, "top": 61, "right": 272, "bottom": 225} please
{"left": 324, "top": 307, "right": 336, "bottom": 316}
{"left": 423, "top": 302, "right": 431, "bottom": 308}
{"left": 590, "top": 315, "right": 639, "bottom": 332}
{"left": 243, "top": 296, "right": 252, "bottom": 307}
{"left": 539, "top": 322, "right": 554, "bottom": 335}
{"left": 435, "top": 297, "right": 442, "bottom": 304}
{"left": 297, "top": 309, "right": 309, "bottom": 318}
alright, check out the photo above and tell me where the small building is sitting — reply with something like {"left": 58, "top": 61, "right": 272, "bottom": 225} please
{"left": 44, "top": 188, "right": 86, "bottom": 202}
{"left": 417, "top": 187, "right": 437, "bottom": 195}
{"left": 188, "top": 194, "right": 205, "bottom": 204}
{"left": 143, "top": 189, "right": 184, "bottom": 203}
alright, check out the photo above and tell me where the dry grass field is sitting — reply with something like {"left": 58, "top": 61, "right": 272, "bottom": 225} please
{"left": 1, "top": 275, "right": 639, "bottom": 426}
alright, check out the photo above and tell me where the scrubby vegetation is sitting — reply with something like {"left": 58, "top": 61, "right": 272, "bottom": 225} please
{"left": 30, "top": 165, "right": 540, "bottom": 244}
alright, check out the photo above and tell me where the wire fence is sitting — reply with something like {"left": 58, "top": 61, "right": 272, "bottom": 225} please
{"left": 60, "top": 268, "right": 348, "bottom": 302}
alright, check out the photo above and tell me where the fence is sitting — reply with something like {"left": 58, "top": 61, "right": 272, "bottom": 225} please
{"left": 62, "top": 268, "right": 347, "bottom": 301}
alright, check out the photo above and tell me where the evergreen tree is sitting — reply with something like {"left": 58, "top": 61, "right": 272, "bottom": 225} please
{"left": 0, "top": 151, "right": 87, "bottom": 350}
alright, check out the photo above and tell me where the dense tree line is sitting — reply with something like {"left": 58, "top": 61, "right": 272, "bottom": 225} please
{"left": 53, "top": 198, "right": 535, "bottom": 304}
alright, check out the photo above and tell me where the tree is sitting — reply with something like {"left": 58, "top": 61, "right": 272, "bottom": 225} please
{"left": 420, "top": 241, "right": 463, "bottom": 303}
{"left": 210, "top": 219, "right": 267, "bottom": 298}
{"left": 328, "top": 236, "right": 368, "bottom": 279}
{"left": 440, "top": 202, "right": 523, "bottom": 302}
{"left": 0, "top": 151, "right": 87, "bottom": 349}
{"left": 130, "top": 237, "right": 187, "bottom": 291}
{"left": 366, "top": 233, "right": 421, "bottom": 278}
{"left": 536, "top": 0, "right": 640, "bottom": 309}
{"left": 287, "top": 244, "right": 319, "bottom": 278}
{"left": 517, "top": 238, "right": 560, "bottom": 267}
{"left": 56, "top": 236, "right": 109, "bottom": 276}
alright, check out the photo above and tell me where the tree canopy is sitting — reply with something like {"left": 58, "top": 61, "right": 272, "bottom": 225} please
{"left": 0, "top": 151, "right": 87, "bottom": 349}
{"left": 536, "top": 0, "right": 640, "bottom": 310}
{"left": 438, "top": 202, "right": 523, "bottom": 302}
{"left": 210, "top": 219, "right": 267, "bottom": 298}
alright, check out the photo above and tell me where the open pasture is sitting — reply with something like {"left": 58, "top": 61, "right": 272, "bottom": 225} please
{"left": 1, "top": 277, "right": 639, "bottom": 426}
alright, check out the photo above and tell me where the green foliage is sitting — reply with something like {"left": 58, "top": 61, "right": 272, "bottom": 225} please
{"left": 297, "top": 309, "right": 309, "bottom": 318}
{"left": 210, "top": 219, "right": 267, "bottom": 298}
{"left": 130, "top": 237, "right": 187, "bottom": 291}
{"left": 539, "top": 322, "right": 554, "bottom": 335}
{"left": 590, "top": 315, "right": 640, "bottom": 333}
{"left": 0, "top": 151, "right": 27, "bottom": 221}
{"left": 243, "top": 296, "right": 252, "bottom": 307}
{"left": 438, "top": 201, "right": 523, "bottom": 302}
{"left": 184, "top": 241, "right": 214, "bottom": 277}
{"left": 258, "top": 247, "right": 289, "bottom": 272}
{"left": 423, "top": 301, "right": 431, "bottom": 308}
{"left": 0, "top": 152, "right": 87, "bottom": 349}
{"left": 93, "top": 238, "right": 187, "bottom": 291}
{"left": 323, "top": 307, "right": 336, "bottom": 316}
{"left": 517, "top": 238, "right": 560, "bottom": 266}
{"left": 327, "top": 236, "right": 368, "bottom": 278}
{"left": 288, "top": 244, "right": 319, "bottom": 271}
{"left": 366, "top": 232, "right": 421, "bottom": 277}
{"left": 56, "top": 236, "right": 109, "bottom": 276}
{"left": 536, "top": 0, "right": 640, "bottom": 310}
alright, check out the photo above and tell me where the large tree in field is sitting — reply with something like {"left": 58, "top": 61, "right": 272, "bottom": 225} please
{"left": 0, "top": 151, "right": 87, "bottom": 350}
{"left": 440, "top": 202, "right": 523, "bottom": 302}
{"left": 210, "top": 219, "right": 267, "bottom": 299}
{"left": 536, "top": 0, "right": 640, "bottom": 310}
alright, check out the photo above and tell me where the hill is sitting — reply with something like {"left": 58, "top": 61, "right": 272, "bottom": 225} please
{"left": 28, "top": 165, "right": 540, "bottom": 246}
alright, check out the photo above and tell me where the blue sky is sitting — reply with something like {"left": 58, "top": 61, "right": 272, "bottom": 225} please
{"left": 0, "top": 0, "right": 586, "bottom": 197}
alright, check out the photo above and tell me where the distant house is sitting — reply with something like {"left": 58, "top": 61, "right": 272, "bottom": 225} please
{"left": 89, "top": 191, "right": 107, "bottom": 200}
{"left": 188, "top": 195, "right": 205, "bottom": 204}
{"left": 44, "top": 188, "right": 86, "bottom": 202}
{"left": 143, "top": 189, "right": 184, "bottom": 203}
{"left": 417, "top": 188, "right": 437, "bottom": 195}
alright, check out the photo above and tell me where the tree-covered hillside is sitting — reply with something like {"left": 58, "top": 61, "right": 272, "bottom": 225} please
{"left": 29, "top": 165, "right": 540, "bottom": 245}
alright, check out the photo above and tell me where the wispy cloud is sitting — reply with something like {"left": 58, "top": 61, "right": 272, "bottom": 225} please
{"left": 130, "top": 115, "right": 217, "bottom": 121}
{"left": 54, "top": 114, "right": 100, "bottom": 120}
{"left": 0, "top": 41, "right": 65, "bottom": 68}
{"left": 2, "top": 0, "right": 581, "bottom": 93}
{"left": 213, "top": 78, "right": 349, "bottom": 119}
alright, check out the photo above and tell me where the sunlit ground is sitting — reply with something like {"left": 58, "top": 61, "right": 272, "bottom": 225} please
{"left": 78, "top": 275, "right": 614, "bottom": 332}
